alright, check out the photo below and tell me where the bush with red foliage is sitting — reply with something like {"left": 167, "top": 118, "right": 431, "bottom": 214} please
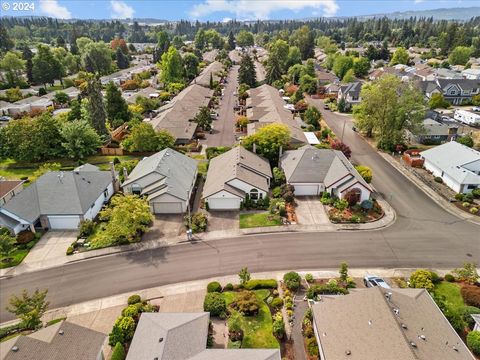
{"left": 331, "top": 140, "right": 352, "bottom": 159}
{"left": 16, "top": 230, "right": 35, "bottom": 244}
{"left": 461, "top": 285, "right": 480, "bottom": 308}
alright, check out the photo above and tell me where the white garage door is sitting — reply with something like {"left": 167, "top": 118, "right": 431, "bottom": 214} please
{"left": 47, "top": 216, "right": 81, "bottom": 229}
{"left": 294, "top": 184, "right": 320, "bottom": 196}
{"left": 208, "top": 197, "right": 240, "bottom": 210}
{"left": 152, "top": 202, "right": 184, "bottom": 214}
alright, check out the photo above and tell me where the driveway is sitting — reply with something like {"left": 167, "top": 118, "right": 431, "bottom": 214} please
{"left": 143, "top": 214, "right": 184, "bottom": 241}
{"left": 295, "top": 197, "right": 330, "bottom": 225}
{"left": 21, "top": 231, "right": 76, "bottom": 270}
{"left": 207, "top": 211, "right": 239, "bottom": 232}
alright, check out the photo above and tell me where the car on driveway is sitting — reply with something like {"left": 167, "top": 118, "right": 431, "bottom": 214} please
{"left": 363, "top": 275, "right": 391, "bottom": 289}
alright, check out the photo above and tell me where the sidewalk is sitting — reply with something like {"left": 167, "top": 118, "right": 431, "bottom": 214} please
{"left": 0, "top": 267, "right": 453, "bottom": 328}
{"left": 0, "top": 200, "right": 396, "bottom": 278}
{"left": 378, "top": 151, "right": 480, "bottom": 226}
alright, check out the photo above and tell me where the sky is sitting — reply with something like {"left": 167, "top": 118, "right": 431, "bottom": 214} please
{"left": 0, "top": 0, "right": 479, "bottom": 21}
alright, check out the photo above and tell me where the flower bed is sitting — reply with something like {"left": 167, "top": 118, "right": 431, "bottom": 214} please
{"left": 325, "top": 198, "right": 384, "bottom": 223}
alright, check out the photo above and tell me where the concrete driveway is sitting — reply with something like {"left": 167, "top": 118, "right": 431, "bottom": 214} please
{"left": 22, "top": 231, "right": 76, "bottom": 270}
{"left": 295, "top": 197, "right": 330, "bottom": 225}
{"left": 207, "top": 211, "right": 239, "bottom": 232}
{"left": 143, "top": 214, "right": 184, "bottom": 241}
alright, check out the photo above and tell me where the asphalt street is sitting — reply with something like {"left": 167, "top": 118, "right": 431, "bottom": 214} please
{"left": 0, "top": 98, "right": 479, "bottom": 322}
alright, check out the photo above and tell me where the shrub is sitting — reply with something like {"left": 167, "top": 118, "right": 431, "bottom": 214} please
{"left": 463, "top": 202, "right": 471, "bottom": 208}
{"left": 16, "top": 230, "right": 35, "bottom": 244}
{"left": 334, "top": 199, "right": 349, "bottom": 211}
{"left": 121, "top": 305, "right": 139, "bottom": 318}
{"left": 306, "top": 283, "right": 348, "bottom": 299}
{"left": 434, "top": 176, "right": 443, "bottom": 183}
{"left": 305, "top": 273, "right": 314, "bottom": 283}
{"left": 0, "top": 323, "right": 27, "bottom": 340}
{"left": 444, "top": 274, "right": 455, "bottom": 282}
{"left": 224, "top": 283, "right": 234, "bottom": 291}
{"left": 453, "top": 263, "right": 479, "bottom": 284}
{"left": 228, "top": 313, "right": 244, "bottom": 341}
{"left": 467, "top": 331, "right": 480, "bottom": 356}
{"left": 206, "top": 146, "right": 231, "bottom": 160}
{"left": 111, "top": 342, "right": 126, "bottom": 360}
{"left": 355, "top": 165, "right": 373, "bottom": 183}
{"left": 78, "top": 219, "right": 95, "bottom": 238}
{"left": 461, "top": 306, "right": 480, "bottom": 329}
{"left": 464, "top": 193, "right": 474, "bottom": 202}
{"left": 470, "top": 207, "right": 479, "bottom": 214}
{"left": 272, "top": 318, "right": 285, "bottom": 338}
{"left": 108, "top": 316, "right": 136, "bottom": 346}
{"left": 283, "top": 271, "right": 301, "bottom": 291}
{"left": 306, "top": 337, "right": 319, "bottom": 357}
{"left": 185, "top": 212, "right": 208, "bottom": 233}
{"left": 207, "top": 281, "right": 222, "bottom": 293}
{"left": 455, "top": 193, "right": 464, "bottom": 201}
{"left": 320, "top": 192, "right": 332, "bottom": 205}
{"left": 461, "top": 286, "right": 480, "bottom": 308}
{"left": 272, "top": 186, "right": 282, "bottom": 198}
{"left": 231, "top": 291, "right": 260, "bottom": 316}
{"left": 127, "top": 294, "right": 142, "bottom": 305}
{"left": 271, "top": 297, "right": 284, "bottom": 310}
{"left": 472, "top": 188, "right": 480, "bottom": 198}
{"left": 204, "top": 292, "right": 226, "bottom": 317}
{"left": 66, "top": 246, "right": 74, "bottom": 255}
{"left": 244, "top": 279, "right": 278, "bottom": 290}
{"left": 409, "top": 269, "right": 436, "bottom": 291}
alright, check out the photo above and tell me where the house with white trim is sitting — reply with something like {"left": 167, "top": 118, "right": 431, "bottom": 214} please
{"left": 202, "top": 147, "right": 272, "bottom": 210}
{"left": 280, "top": 145, "right": 372, "bottom": 201}
{"left": 420, "top": 141, "right": 480, "bottom": 194}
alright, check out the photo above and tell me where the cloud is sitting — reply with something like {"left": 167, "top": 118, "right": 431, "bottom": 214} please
{"left": 110, "top": 0, "right": 135, "bottom": 19}
{"left": 39, "top": 0, "right": 72, "bottom": 19}
{"left": 189, "top": 0, "right": 339, "bottom": 20}
{"left": 414, "top": 0, "right": 425, "bottom": 3}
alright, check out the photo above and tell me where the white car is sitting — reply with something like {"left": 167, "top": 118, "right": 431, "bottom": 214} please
{"left": 473, "top": 106, "right": 480, "bottom": 112}
{"left": 363, "top": 275, "right": 391, "bottom": 289}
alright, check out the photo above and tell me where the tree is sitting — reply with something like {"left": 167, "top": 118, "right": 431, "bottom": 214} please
{"left": 228, "top": 31, "right": 235, "bottom": 50}
{"left": 203, "top": 292, "right": 227, "bottom": 317}
{"left": 268, "top": 39, "right": 289, "bottom": 72}
{"left": 194, "top": 106, "right": 212, "bottom": 131}
{"left": 238, "top": 53, "right": 256, "bottom": 87}
{"left": 61, "top": 120, "right": 101, "bottom": 159}
{"left": 242, "top": 123, "right": 290, "bottom": 163}
{"left": 84, "top": 75, "right": 108, "bottom": 137}
{"left": 194, "top": 28, "right": 207, "bottom": 51}
{"left": 265, "top": 55, "right": 282, "bottom": 85}
{"left": 122, "top": 123, "right": 174, "bottom": 152}
{"left": 160, "top": 46, "right": 184, "bottom": 84}
{"left": 331, "top": 140, "right": 352, "bottom": 159}
{"left": 409, "top": 269, "right": 435, "bottom": 291}
{"left": 283, "top": 271, "right": 301, "bottom": 291}
{"left": 21, "top": 47, "right": 33, "bottom": 83}
{"left": 304, "top": 106, "right": 322, "bottom": 129}
{"left": 342, "top": 68, "right": 356, "bottom": 83}
{"left": 156, "top": 31, "right": 170, "bottom": 57}
{"left": 111, "top": 343, "right": 126, "bottom": 360}
{"left": 183, "top": 52, "right": 199, "bottom": 80}
{"left": 236, "top": 30, "right": 254, "bottom": 48}
{"left": 115, "top": 47, "right": 130, "bottom": 69}
{"left": 81, "top": 41, "right": 112, "bottom": 75}
{"left": 428, "top": 93, "right": 450, "bottom": 109}
{"left": 111, "top": 38, "right": 128, "bottom": 54}
{"left": 339, "top": 262, "right": 349, "bottom": 282}
{"left": 67, "top": 99, "right": 82, "bottom": 121}
{"left": 108, "top": 316, "right": 136, "bottom": 346}
{"left": 353, "top": 75, "right": 425, "bottom": 151}
{"left": 105, "top": 82, "right": 131, "bottom": 128}
{"left": 467, "top": 331, "right": 480, "bottom": 356}
{"left": 333, "top": 55, "right": 354, "bottom": 80}
{"left": 231, "top": 291, "right": 260, "bottom": 316}
{"left": 32, "top": 44, "right": 62, "bottom": 87}
{"left": 0, "top": 24, "right": 14, "bottom": 53}
{"left": 353, "top": 57, "right": 370, "bottom": 78}
{"left": 390, "top": 47, "right": 409, "bottom": 65}
{"left": 286, "top": 46, "right": 302, "bottom": 69}
{"left": 0, "top": 51, "right": 26, "bottom": 87}
{"left": 53, "top": 91, "right": 69, "bottom": 105}
{"left": 0, "top": 232, "right": 17, "bottom": 263}
{"left": 316, "top": 35, "right": 337, "bottom": 55}
{"left": 172, "top": 35, "right": 184, "bottom": 50}
{"left": 238, "top": 267, "right": 251, "bottom": 285}
{"left": 453, "top": 263, "right": 479, "bottom": 284}
{"left": 7, "top": 289, "right": 49, "bottom": 329}
{"left": 290, "top": 25, "right": 315, "bottom": 60}
{"left": 449, "top": 46, "right": 474, "bottom": 66}
{"left": 355, "top": 165, "right": 373, "bottom": 183}
{"left": 456, "top": 135, "right": 474, "bottom": 148}
{"left": 205, "top": 29, "right": 224, "bottom": 49}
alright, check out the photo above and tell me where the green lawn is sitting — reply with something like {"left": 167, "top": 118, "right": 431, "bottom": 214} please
{"left": 197, "top": 161, "right": 208, "bottom": 176}
{"left": 239, "top": 213, "right": 282, "bottom": 229}
{"left": 223, "top": 289, "right": 279, "bottom": 349}
{"left": 433, "top": 282, "right": 464, "bottom": 311}
{"left": 0, "top": 234, "right": 42, "bottom": 269}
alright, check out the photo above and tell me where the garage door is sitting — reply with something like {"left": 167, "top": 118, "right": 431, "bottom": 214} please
{"left": 294, "top": 184, "right": 320, "bottom": 196}
{"left": 208, "top": 197, "right": 240, "bottom": 210}
{"left": 47, "top": 216, "right": 81, "bottom": 229}
{"left": 152, "top": 202, "right": 184, "bottom": 214}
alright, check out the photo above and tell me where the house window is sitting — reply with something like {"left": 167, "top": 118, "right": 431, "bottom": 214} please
{"left": 250, "top": 189, "right": 259, "bottom": 200}
{"left": 131, "top": 184, "right": 142, "bottom": 195}
{"left": 104, "top": 189, "right": 109, "bottom": 198}
{"left": 467, "top": 185, "right": 477, "bottom": 190}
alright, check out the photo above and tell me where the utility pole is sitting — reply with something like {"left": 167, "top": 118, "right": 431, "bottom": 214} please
{"left": 187, "top": 190, "right": 192, "bottom": 240}
{"left": 341, "top": 117, "right": 347, "bottom": 142}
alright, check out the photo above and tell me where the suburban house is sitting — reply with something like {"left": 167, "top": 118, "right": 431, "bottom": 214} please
{"left": 149, "top": 84, "right": 213, "bottom": 144}
{"left": 126, "top": 312, "right": 280, "bottom": 360}
{"left": 420, "top": 141, "right": 480, "bottom": 194}
{"left": 407, "top": 111, "right": 459, "bottom": 144}
{"left": 337, "top": 82, "right": 362, "bottom": 108}
{"left": 312, "top": 287, "right": 475, "bottom": 360}
{"left": 434, "top": 68, "right": 463, "bottom": 79}
{"left": 122, "top": 148, "right": 197, "bottom": 214}
{"left": 0, "top": 165, "right": 117, "bottom": 234}
{"left": 194, "top": 60, "right": 224, "bottom": 88}
{"left": 202, "top": 147, "right": 272, "bottom": 210}
{"left": 0, "top": 180, "right": 24, "bottom": 206}
{"left": 472, "top": 314, "right": 480, "bottom": 331}
{"left": 416, "top": 79, "right": 480, "bottom": 105}
{"left": 246, "top": 84, "right": 308, "bottom": 144}
{"left": 0, "top": 320, "right": 106, "bottom": 360}
{"left": 462, "top": 68, "right": 480, "bottom": 80}
{"left": 454, "top": 109, "right": 480, "bottom": 126}
{"left": 280, "top": 145, "right": 372, "bottom": 201}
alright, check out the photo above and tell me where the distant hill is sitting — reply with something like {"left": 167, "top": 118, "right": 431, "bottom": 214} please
{"left": 350, "top": 7, "right": 480, "bottom": 21}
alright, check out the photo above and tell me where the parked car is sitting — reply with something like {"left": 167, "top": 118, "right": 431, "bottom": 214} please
{"left": 473, "top": 106, "right": 480, "bottom": 112}
{"left": 363, "top": 275, "right": 391, "bottom": 289}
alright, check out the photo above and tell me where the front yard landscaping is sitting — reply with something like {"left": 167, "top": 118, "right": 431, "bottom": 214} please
{"left": 0, "top": 229, "right": 42, "bottom": 269}
{"left": 321, "top": 192, "right": 383, "bottom": 223}
{"left": 239, "top": 212, "right": 282, "bottom": 229}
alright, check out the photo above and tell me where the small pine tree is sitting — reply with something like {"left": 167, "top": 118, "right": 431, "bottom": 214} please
{"left": 238, "top": 267, "right": 251, "bottom": 285}
{"left": 339, "top": 262, "right": 349, "bottom": 282}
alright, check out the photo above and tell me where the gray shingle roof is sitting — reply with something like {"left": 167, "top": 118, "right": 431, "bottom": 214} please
{"left": 202, "top": 147, "right": 272, "bottom": 198}
{"left": 312, "top": 287, "right": 475, "bottom": 360}
{"left": 339, "top": 82, "right": 362, "bottom": 97}
{"left": 1, "top": 169, "right": 113, "bottom": 223}
{"left": 0, "top": 321, "right": 106, "bottom": 360}
{"left": 195, "top": 61, "right": 223, "bottom": 88}
{"left": 420, "top": 141, "right": 480, "bottom": 185}
{"left": 122, "top": 148, "right": 197, "bottom": 201}
{"left": 126, "top": 312, "right": 281, "bottom": 360}
{"left": 150, "top": 84, "right": 213, "bottom": 141}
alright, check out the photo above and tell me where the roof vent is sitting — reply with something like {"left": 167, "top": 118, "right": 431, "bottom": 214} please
{"left": 158, "top": 337, "right": 163, "bottom": 343}
{"left": 385, "top": 292, "right": 393, "bottom": 300}
{"left": 419, "top": 335, "right": 426, "bottom": 341}
{"left": 59, "top": 330, "right": 64, "bottom": 335}
{"left": 401, "top": 323, "right": 408, "bottom": 329}
{"left": 453, "top": 346, "right": 459, "bottom": 352}
{"left": 322, "top": 332, "right": 327, "bottom": 337}
{"left": 345, "top": 350, "right": 351, "bottom": 355}
{"left": 410, "top": 342, "right": 417, "bottom": 348}
{"left": 368, "top": 320, "right": 372, "bottom": 325}
{"left": 11, "top": 346, "right": 19, "bottom": 352}
{"left": 393, "top": 308, "right": 400, "bottom": 316}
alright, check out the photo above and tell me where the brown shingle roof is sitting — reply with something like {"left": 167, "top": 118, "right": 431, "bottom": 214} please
{"left": 0, "top": 180, "right": 23, "bottom": 199}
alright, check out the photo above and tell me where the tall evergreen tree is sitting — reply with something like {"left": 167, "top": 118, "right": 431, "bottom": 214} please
{"left": 265, "top": 55, "right": 282, "bottom": 85}
{"left": 228, "top": 31, "right": 235, "bottom": 50}
{"left": 21, "top": 47, "right": 33, "bottom": 83}
{"left": 105, "top": 82, "right": 131, "bottom": 128}
{"left": 115, "top": 47, "right": 129, "bottom": 69}
{"left": 238, "top": 53, "right": 256, "bottom": 87}
{"left": 85, "top": 75, "right": 108, "bottom": 137}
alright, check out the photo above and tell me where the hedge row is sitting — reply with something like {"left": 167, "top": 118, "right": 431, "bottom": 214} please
{"left": 243, "top": 279, "right": 278, "bottom": 290}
